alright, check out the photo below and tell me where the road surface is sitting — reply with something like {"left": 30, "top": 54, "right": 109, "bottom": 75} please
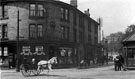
{"left": 1, "top": 64, "right": 135, "bottom": 79}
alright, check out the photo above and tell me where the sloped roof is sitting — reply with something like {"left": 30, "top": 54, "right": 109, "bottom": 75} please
{"left": 123, "top": 33, "right": 135, "bottom": 42}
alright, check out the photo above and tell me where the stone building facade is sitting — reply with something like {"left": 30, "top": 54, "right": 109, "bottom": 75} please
{"left": 0, "top": 0, "right": 101, "bottom": 69}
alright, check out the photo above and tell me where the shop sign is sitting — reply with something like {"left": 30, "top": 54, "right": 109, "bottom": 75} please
{"left": 20, "top": 46, "right": 32, "bottom": 55}
{"left": 34, "top": 46, "right": 45, "bottom": 55}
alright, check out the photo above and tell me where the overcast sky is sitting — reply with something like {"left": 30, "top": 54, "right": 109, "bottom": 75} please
{"left": 60, "top": 0, "right": 135, "bottom": 36}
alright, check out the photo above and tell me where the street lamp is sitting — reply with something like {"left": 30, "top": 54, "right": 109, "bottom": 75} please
{"left": 16, "top": 9, "right": 20, "bottom": 72}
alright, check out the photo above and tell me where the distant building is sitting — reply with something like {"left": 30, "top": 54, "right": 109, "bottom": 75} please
{"left": 0, "top": 0, "right": 100, "bottom": 69}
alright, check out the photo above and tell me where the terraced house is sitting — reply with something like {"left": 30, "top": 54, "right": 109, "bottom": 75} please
{"left": 0, "top": 0, "right": 101, "bottom": 70}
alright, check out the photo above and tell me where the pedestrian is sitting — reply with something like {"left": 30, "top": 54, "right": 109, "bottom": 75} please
{"left": 114, "top": 56, "right": 119, "bottom": 71}
{"left": 119, "top": 54, "right": 124, "bottom": 70}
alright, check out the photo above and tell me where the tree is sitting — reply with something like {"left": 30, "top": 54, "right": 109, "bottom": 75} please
{"left": 123, "top": 24, "right": 135, "bottom": 39}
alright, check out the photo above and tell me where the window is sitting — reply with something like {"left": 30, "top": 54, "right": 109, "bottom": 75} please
{"left": 0, "top": 6, "right": 2, "bottom": 18}
{"left": 3, "top": 5, "right": 8, "bottom": 18}
{"left": 88, "top": 35, "right": 91, "bottom": 43}
{"left": 29, "top": 4, "right": 36, "bottom": 16}
{"left": 73, "top": 12, "right": 77, "bottom": 25}
{"left": 4, "top": 47, "right": 8, "bottom": 56}
{"left": 88, "top": 21, "right": 91, "bottom": 32}
{"left": 2, "top": 24, "right": 8, "bottom": 38}
{"left": 0, "top": 25, "right": 2, "bottom": 38}
{"left": 79, "top": 31, "right": 83, "bottom": 43}
{"left": 50, "top": 21, "right": 55, "bottom": 30}
{"left": 60, "top": 26, "right": 64, "bottom": 39}
{"left": 74, "top": 28, "right": 77, "bottom": 42}
{"left": 37, "top": 4, "right": 44, "bottom": 16}
{"left": 0, "top": 47, "right": 2, "bottom": 56}
{"left": 29, "top": 24, "right": 36, "bottom": 38}
{"left": 61, "top": 8, "right": 64, "bottom": 20}
{"left": 65, "top": 27, "right": 69, "bottom": 40}
{"left": 65, "top": 9, "right": 69, "bottom": 20}
{"left": 60, "top": 26, "right": 69, "bottom": 40}
{"left": 60, "top": 7, "right": 69, "bottom": 21}
{"left": 37, "top": 24, "right": 43, "bottom": 38}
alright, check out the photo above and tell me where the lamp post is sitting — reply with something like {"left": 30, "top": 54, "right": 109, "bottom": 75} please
{"left": 16, "top": 9, "right": 20, "bottom": 72}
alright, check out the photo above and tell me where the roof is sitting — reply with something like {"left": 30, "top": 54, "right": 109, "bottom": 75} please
{"left": 123, "top": 33, "right": 135, "bottom": 42}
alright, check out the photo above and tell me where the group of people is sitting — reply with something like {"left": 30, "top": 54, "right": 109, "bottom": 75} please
{"left": 114, "top": 54, "right": 124, "bottom": 71}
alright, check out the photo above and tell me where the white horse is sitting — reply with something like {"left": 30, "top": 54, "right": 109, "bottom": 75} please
{"left": 37, "top": 57, "right": 57, "bottom": 73}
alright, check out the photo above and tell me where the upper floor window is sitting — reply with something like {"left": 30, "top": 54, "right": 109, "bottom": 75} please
{"left": 0, "top": 6, "right": 2, "bottom": 18}
{"left": 95, "top": 24, "right": 98, "bottom": 34}
{"left": 29, "top": 24, "right": 36, "bottom": 38}
{"left": 60, "top": 25, "right": 69, "bottom": 40}
{"left": 3, "top": 5, "right": 8, "bottom": 18}
{"left": 37, "top": 24, "right": 43, "bottom": 38}
{"left": 65, "top": 9, "right": 69, "bottom": 20}
{"left": 60, "top": 8, "right": 64, "bottom": 19}
{"left": 0, "top": 24, "right": 8, "bottom": 39}
{"left": 73, "top": 12, "right": 77, "bottom": 26}
{"left": 60, "top": 26, "right": 64, "bottom": 39}
{"left": 79, "top": 31, "right": 83, "bottom": 43}
{"left": 60, "top": 7, "right": 69, "bottom": 21}
{"left": 29, "top": 4, "right": 44, "bottom": 17}
{"left": 0, "top": 5, "right": 8, "bottom": 19}
{"left": 88, "top": 21, "right": 91, "bottom": 32}
{"left": 37, "top": 4, "right": 44, "bottom": 17}
{"left": 0, "top": 25, "right": 2, "bottom": 39}
{"left": 88, "top": 34, "right": 91, "bottom": 43}
{"left": 73, "top": 28, "right": 77, "bottom": 42}
{"left": 30, "top": 4, "right": 36, "bottom": 16}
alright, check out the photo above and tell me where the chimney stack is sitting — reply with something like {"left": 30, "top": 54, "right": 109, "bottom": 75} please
{"left": 84, "top": 8, "right": 90, "bottom": 17}
{"left": 70, "top": 0, "right": 77, "bottom": 8}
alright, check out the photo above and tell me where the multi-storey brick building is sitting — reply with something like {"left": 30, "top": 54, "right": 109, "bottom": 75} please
{"left": 0, "top": 0, "right": 100, "bottom": 69}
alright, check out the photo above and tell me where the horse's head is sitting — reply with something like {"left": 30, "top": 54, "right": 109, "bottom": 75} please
{"left": 50, "top": 57, "right": 57, "bottom": 64}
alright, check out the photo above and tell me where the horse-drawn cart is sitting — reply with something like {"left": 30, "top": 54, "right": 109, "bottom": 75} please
{"left": 20, "top": 57, "right": 41, "bottom": 77}
{"left": 20, "top": 55, "right": 57, "bottom": 77}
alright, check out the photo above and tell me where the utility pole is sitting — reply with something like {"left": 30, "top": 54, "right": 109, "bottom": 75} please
{"left": 16, "top": 9, "right": 20, "bottom": 72}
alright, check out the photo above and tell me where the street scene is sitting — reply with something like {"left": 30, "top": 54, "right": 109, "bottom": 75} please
{"left": 0, "top": 0, "right": 135, "bottom": 79}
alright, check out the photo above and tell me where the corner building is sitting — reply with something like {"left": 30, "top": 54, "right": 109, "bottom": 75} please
{"left": 0, "top": 0, "right": 101, "bottom": 69}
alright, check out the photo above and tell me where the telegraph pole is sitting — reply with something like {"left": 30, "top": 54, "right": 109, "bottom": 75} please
{"left": 16, "top": 9, "right": 20, "bottom": 72}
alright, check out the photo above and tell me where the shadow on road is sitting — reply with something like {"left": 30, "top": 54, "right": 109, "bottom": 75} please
{"left": 28, "top": 73, "right": 66, "bottom": 78}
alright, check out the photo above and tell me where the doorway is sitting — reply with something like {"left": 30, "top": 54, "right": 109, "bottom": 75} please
{"left": 48, "top": 46, "right": 56, "bottom": 59}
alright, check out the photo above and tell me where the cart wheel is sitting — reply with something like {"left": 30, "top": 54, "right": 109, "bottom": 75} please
{"left": 32, "top": 69, "right": 41, "bottom": 76}
{"left": 20, "top": 64, "right": 31, "bottom": 77}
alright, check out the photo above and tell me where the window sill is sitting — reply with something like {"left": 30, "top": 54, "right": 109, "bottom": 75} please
{"left": 0, "top": 17, "right": 9, "bottom": 20}
{"left": 29, "top": 16, "right": 45, "bottom": 19}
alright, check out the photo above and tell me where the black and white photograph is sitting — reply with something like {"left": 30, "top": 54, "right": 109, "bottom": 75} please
{"left": 0, "top": 0, "right": 135, "bottom": 79}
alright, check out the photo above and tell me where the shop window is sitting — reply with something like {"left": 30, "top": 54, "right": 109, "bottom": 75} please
{"left": 4, "top": 47, "right": 8, "bottom": 56}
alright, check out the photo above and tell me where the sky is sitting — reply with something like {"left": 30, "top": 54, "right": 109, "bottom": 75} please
{"left": 60, "top": 0, "right": 135, "bottom": 36}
